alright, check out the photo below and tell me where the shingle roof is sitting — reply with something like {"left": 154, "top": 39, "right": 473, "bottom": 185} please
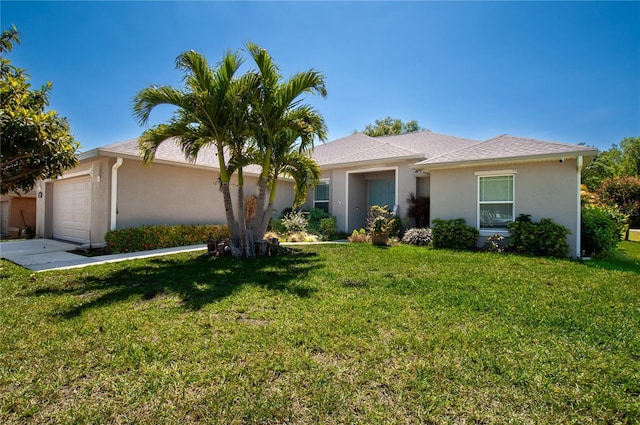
{"left": 87, "top": 132, "right": 596, "bottom": 173}
{"left": 311, "top": 131, "right": 479, "bottom": 166}
{"left": 95, "top": 138, "right": 262, "bottom": 174}
{"left": 414, "top": 134, "right": 598, "bottom": 169}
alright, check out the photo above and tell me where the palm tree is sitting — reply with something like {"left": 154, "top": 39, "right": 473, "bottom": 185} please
{"left": 245, "top": 43, "right": 328, "bottom": 239}
{"left": 132, "top": 50, "right": 251, "bottom": 256}
{"left": 266, "top": 105, "right": 326, "bottom": 212}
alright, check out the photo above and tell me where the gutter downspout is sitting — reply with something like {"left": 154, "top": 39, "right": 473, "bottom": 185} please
{"left": 576, "top": 155, "right": 583, "bottom": 258}
{"left": 110, "top": 157, "right": 123, "bottom": 231}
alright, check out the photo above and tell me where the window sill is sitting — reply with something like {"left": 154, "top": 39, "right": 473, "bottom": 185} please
{"left": 479, "top": 229, "right": 510, "bottom": 237}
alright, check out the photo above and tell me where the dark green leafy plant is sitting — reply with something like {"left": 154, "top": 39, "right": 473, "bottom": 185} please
{"left": 508, "top": 214, "right": 570, "bottom": 258}
{"left": 582, "top": 204, "right": 627, "bottom": 258}
{"left": 319, "top": 217, "right": 337, "bottom": 239}
{"left": 431, "top": 218, "right": 479, "bottom": 250}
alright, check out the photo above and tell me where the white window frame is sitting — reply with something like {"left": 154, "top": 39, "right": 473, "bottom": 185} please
{"left": 476, "top": 170, "right": 516, "bottom": 236}
{"left": 314, "top": 179, "right": 330, "bottom": 212}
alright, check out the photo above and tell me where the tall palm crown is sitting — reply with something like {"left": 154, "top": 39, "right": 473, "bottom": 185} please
{"left": 246, "top": 43, "right": 328, "bottom": 234}
{"left": 132, "top": 50, "right": 253, "bottom": 242}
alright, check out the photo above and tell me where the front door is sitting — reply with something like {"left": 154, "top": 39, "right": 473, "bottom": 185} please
{"left": 368, "top": 179, "right": 395, "bottom": 209}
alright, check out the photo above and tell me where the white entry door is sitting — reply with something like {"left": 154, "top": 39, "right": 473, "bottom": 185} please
{"left": 52, "top": 177, "right": 92, "bottom": 243}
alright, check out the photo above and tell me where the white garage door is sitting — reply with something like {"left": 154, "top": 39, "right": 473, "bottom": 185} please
{"left": 53, "top": 177, "right": 92, "bottom": 244}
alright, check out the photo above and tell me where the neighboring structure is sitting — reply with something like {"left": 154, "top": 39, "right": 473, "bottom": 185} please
{"left": 1, "top": 190, "right": 36, "bottom": 238}
{"left": 35, "top": 139, "right": 295, "bottom": 246}
{"left": 303, "top": 131, "right": 597, "bottom": 258}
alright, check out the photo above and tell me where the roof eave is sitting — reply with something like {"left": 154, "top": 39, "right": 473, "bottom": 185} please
{"left": 412, "top": 149, "right": 598, "bottom": 171}
{"left": 80, "top": 148, "right": 269, "bottom": 177}
{"left": 319, "top": 154, "right": 425, "bottom": 170}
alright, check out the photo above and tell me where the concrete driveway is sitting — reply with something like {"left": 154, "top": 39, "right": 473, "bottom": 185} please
{"left": 0, "top": 239, "right": 85, "bottom": 271}
{"left": 1, "top": 238, "right": 209, "bottom": 272}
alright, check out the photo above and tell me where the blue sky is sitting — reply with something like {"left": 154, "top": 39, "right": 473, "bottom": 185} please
{"left": 2, "top": 1, "right": 639, "bottom": 152}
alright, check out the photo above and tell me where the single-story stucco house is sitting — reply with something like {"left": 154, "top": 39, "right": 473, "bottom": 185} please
{"left": 301, "top": 131, "right": 597, "bottom": 258}
{"left": 35, "top": 130, "right": 596, "bottom": 257}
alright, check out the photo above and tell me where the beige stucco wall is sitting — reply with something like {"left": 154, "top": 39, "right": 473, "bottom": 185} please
{"left": 37, "top": 156, "right": 297, "bottom": 245}
{"left": 429, "top": 159, "right": 580, "bottom": 256}
{"left": 115, "top": 159, "right": 296, "bottom": 231}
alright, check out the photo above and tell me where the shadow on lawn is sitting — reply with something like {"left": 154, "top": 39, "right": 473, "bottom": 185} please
{"left": 31, "top": 249, "right": 321, "bottom": 318}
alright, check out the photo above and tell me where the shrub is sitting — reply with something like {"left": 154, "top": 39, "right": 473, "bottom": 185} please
{"left": 348, "top": 228, "right": 369, "bottom": 243}
{"left": 105, "top": 224, "right": 229, "bottom": 254}
{"left": 431, "top": 218, "right": 479, "bottom": 250}
{"left": 268, "top": 218, "right": 286, "bottom": 236}
{"left": 507, "top": 214, "right": 570, "bottom": 258}
{"left": 582, "top": 204, "right": 627, "bottom": 258}
{"left": 319, "top": 217, "right": 337, "bottom": 239}
{"left": 281, "top": 210, "right": 308, "bottom": 234}
{"left": 307, "top": 208, "right": 331, "bottom": 232}
{"left": 401, "top": 228, "right": 433, "bottom": 246}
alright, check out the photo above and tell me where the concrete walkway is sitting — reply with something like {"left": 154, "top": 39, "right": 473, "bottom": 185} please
{"left": 1, "top": 238, "right": 349, "bottom": 273}
{"left": 0, "top": 239, "right": 208, "bottom": 272}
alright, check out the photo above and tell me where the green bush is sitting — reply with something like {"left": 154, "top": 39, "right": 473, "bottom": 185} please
{"left": 431, "top": 218, "right": 479, "bottom": 250}
{"left": 306, "top": 207, "right": 331, "bottom": 230}
{"left": 401, "top": 228, "right": 433, "bottom": 246}
{"left": 105, "top": 224, "right": 229, "bottom": 254}
{"left": 319, "top": 217, "right": 337, "bottom": 239}
{"left": 508, "top": 214, "right": 570, "bottom": 258}
{"left": 582, "top": 204, "right": 627, "bottom": 258}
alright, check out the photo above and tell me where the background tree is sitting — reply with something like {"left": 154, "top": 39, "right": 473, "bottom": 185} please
{"left": 358, "top": 116, "right": 427, "bottom": 137}
{"left": 598, "top": 176, "right": 640, "bottom": 238}
{"left": 0, "top": 26, "right": 79, "bottom": 195}
{"left": 620, "top": 136, "right": 640, "bottom": 177}
{"left": 582, "top": 145, "right": 623, "bottom": 191}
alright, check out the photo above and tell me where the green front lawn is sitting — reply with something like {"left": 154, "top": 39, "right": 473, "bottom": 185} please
{"left": 1, "top": 243, "right": 638, "bottom": 424}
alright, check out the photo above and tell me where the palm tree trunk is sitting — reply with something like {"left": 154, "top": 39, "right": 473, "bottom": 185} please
{"left": 256, "top": 179, "right": 278, "bottom": 240}
{"left": 216, "top": 143, "right": 242, "bottom": 257}
{"left": 236, "top": 169, "right": 255, "bottom": 258}
{"left": 253, "top": 150, "right": 271, "bottom": 239}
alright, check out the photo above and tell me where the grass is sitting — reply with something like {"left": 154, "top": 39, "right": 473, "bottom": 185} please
{"left": 1, "top": 243, "right": 638, "bottom": 424}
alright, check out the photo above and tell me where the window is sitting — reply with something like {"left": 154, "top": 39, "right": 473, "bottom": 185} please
{"left": 314, "top": 181, "right": 330, "bottom": 213}
{"left": 478, "top": 175, "right": 514, "bottom": 230}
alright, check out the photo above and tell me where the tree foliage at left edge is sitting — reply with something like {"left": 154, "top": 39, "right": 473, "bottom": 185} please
{"left": 0, "top": 26, "right": 80, "bottom": 195}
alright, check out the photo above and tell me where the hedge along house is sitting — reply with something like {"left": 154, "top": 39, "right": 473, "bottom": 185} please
{"left": 35, "top": 138, "right": 296, "bottom": 246}
{"left": 304, "top": 131, "right": 597, "bottom": 257}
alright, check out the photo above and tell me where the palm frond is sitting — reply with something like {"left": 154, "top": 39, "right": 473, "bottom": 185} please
{"left": 132, "top": 85, "right": 187, "bottom": 126}
{"left": 278, "top": 152, "right": 321, "bottom": 207}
